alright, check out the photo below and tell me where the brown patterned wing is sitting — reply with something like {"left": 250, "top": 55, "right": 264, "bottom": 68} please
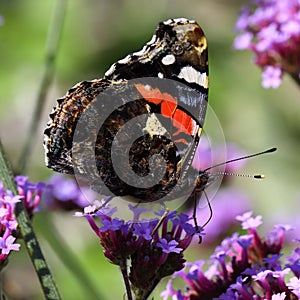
{"left": 44, "top": 79, "right": 111, "bottom": 174}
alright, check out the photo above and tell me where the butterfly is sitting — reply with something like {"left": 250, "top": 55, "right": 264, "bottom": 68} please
{"left": 44, "top": 18, "right": 210, "bottom": 220}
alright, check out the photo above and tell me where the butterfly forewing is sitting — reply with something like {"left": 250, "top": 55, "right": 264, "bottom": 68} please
{"left": 44, "top": 18, "right": 209, "bottom": 204}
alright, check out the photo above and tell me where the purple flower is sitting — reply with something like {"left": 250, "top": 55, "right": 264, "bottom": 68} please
{"left": 133, "top": 222, "right": 153, "bottom": 240}
{"left": 0, "top": 192, "right": 21, "bottom": 262}
{"left": 286, "top": 247, "right": 300, "bottom": 278}
{"left": 99, "top": 218, "right": 124, "bottom": 232}
{"left": 0, "top": 176, "right": 46, "bottom": 263}
{"left": 163, "top": 213, "right": 300, "bottom": 299}
{"left": 0, "top": 235, "right": 20, "bottom": 255}
{"left": 262, "top": 66, "right": 282, "bottom": 88}
{"left": 77, "top": 203, "right": 197, "bottom": 299}
{"left": 160, "top": 280, "right": 177, "bottom": 300}
{"left": 286, "top": 276, "right": 300, "bottom": 297}
{"left": 239, "top": 213, "right": 263, "bottom": 230}
{"left": 15, "top": 175, "right": 46, "bottom": 218}
{"left": 128, "top": 204, "right": 150, "bottom": 222}
{"left": 272, "top": 292, "right": 287, "bottom": 300}
{"left": 234, "top": 0, "right": 300, "bottom": 88}
{"left": 0, "top": 176, "right": 48, "bottom": 264}
{"left": 157, "top": 239, "right": 182, "bottom": 254}
{"left": 233, "top": 32, "right": 253, "bottom": 50}
{"left": 43, "top": 174, "right": 96, "bottom": 210}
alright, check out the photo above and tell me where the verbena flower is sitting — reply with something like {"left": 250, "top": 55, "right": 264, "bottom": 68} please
{"left": 0, "top": 176, "right": 47, "bottom": 265}
{"left": 0, "top": 190, "right": 21, "bottom": 264}
{"left": 75, "top": 203, "right": 203, "bottom": 299}
{"left": 15, "top": 176, "right": 46, "bottom": 218}
{"left": 233, "top": 0, "right": 300, "bottom": 88}
{"left": 43, "top": 174, "right": 96, "bottom": 210}
{"left": 162, "top": 211, "right": 300, "bottom": 299}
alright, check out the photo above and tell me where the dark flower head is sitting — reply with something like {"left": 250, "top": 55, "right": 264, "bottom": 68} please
{"left": 162, "top": 212, "right": 300, "bottom": 299}
{"left": 76, "top": 202, "right": 202, "bottom": 299}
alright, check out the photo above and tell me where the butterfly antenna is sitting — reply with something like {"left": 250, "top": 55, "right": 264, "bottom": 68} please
{"left": 193, "top": 147, "right": 276, "bottom": 243}
{"left": 209, "top": 171, "right": 266, "bottom": 179}
{"left": 203, "top": 147, "right": 277, "bottom": 173}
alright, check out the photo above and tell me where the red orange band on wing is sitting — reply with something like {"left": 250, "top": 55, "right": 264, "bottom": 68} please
{"left": 135, "top": 83, "right": 195, "bottom": 139}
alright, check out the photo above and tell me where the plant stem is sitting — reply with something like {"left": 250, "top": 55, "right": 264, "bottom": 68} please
{"left": 291, "top": 73, "right": 300, "bottom": 87}
{"left": 38, "top": 214, "right": 104, "bottom": 299}
{"left": 0, "top": 143, "right": 17, "bottom": 195}
{"left": 0, "top": 140, "right": 61, "bottom": 299}
{"left": 141, "top": 279, "right": 160, "bottom": 300}
{"left": 120, "top": 261, "right": 133, "bottom": 300}
{"left": 18, "top": 0, "right": 67, "bottom": 174}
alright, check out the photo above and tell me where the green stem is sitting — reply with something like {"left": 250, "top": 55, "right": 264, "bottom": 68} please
{"left": 38, "top": 214, "right": 104, "bottom": 299}
{"left": 0, "top": 143, "right": 17, "bottom": 195}
{"left": 0, "top": 141, "right": 61, "bottom": 299}
{"left": 140, "top": 279, "right": 160, "bottom": 300}
{"left": 18, "top": 0, "right": 67, "bottom": 174}
{"left": 291, "top": 73, "right": 300, "bottom": 87}
{"left": 120, "top": 260, "right": 133, "bottom": 300}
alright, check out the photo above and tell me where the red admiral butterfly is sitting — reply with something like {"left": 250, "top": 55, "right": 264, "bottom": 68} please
{"left": 44, "top": 18, "right": 209, "bottom": 214}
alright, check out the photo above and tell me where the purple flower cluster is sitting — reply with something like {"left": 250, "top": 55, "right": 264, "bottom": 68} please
{"left": 76, "top": 203, "right": 202, "bottom": 299}
{"left": 0, "top": 176, "right": 47, "bottom": 264}
{"left": 0, "top": 183, "right": 20, "bottom": 263}
{"left": 162, "top": 211, "right": 300, "bottom": 299}
{"left": 15, "top": 176, "right": 46, "bottom": 218}
{"left": 234, "top": 0, "right": 300, "bottom": 88}
{"left": 43, "top": 174, "right": 94, "bottom": 211}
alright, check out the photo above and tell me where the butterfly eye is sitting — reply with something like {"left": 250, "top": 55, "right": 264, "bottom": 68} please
{"left": 171, "top": 42, "right": 184, "bottom": 55}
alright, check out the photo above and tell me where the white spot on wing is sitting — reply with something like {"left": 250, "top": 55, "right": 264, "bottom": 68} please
{"left": 118, "top": 55, "right": 131, "bottom": 64}
{"left": 158, "top": 72, "right": 164, "bottom": 78}
{"left": 161, "top": 54, "right": 175, "bottom": 65}
{"left": 147, "top": 34, "right": 157, "bottom": 45}
{"left": 133, "top": 47, "right": 147, "bottom": 57}
{"left": 163, "top": 19, "right": 174, "bottom": 25}
{"left": 105, "top": 64, "right": 116, "bottom": 76}
{"left": 163, "top": 18, "right": 194, "bottom": 25}
{"left": 105, "top": 54, "right": 132, "bottom": 76}
{"left": 178, "top": 66, "right": 208, "bottom": 88}
{"left": 132, "top": 34, "right": 157, "bottom": 58}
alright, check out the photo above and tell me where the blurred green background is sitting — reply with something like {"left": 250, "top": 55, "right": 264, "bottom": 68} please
{"left": 0, "top": 0, "right": 300, "bottom": 299}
